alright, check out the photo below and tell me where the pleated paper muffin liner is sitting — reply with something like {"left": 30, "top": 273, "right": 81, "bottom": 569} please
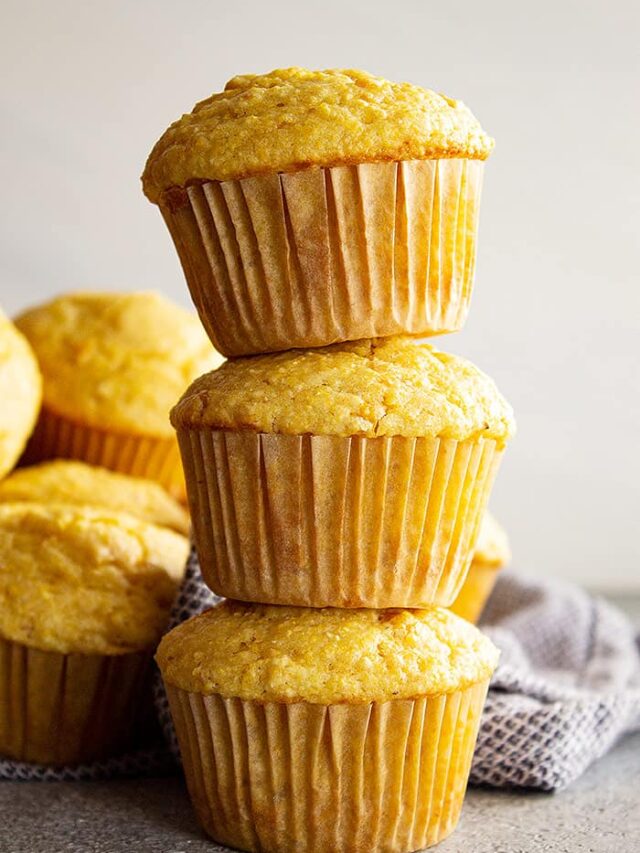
{"left": 164, "top": 680, "right": 489, "bottom": 853}
{"left": 0, "top": 636, "right": 152, "bottom": 766}
{"left": 22, "top": 405, "right": 186, "bottom": 501}
{"left": 450, "top": 561, "right": 502, "bottom": 624}
{"left": 178, "top": 430, "right": 502, "bottom": 608}
{"left": 160, "top": 158, "right": 484, "bottom": 356}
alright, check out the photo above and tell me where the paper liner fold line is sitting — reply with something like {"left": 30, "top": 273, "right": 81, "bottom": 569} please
{"left": 179, "top": 430, "right": 502, "bottom": 608}
{"left": 22, "top": 405, "right": 186, "bottom": 501}
{"left": 162, "top": 159, "right": 484, "bottom": 356}
{"left": 165, "top": 681, "right": 489, "bottom": 853}
{"left": 0, "top": 636, "right": 151, "bottom": 765}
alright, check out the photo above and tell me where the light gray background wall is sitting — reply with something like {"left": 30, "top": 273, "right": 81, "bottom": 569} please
{"left": 1, "top": 0, "right": 638, "bottom": 588}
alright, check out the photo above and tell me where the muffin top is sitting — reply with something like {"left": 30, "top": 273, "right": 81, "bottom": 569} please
{"left": 171, "top": 337, "right": 515, "bottom": 447}
{"left": 143, "top": 67, "right": 494, "bottom": 202}
{"left": 14, "top": 291, "right": 223, "bottom": 437}
{"left": 473, "top": 512, "right": 510, "bottom": 568}
{"left": 0, "top": 503, "right": 189, "bottom": 655}
{"left": 0, "top": 309, "right": 42, "bottom": 479}
{"left": 156, "top": 600, "right": 499, "bottom": 703}
{"left": 0, "top": 460, "right": 189, "bottom": 535}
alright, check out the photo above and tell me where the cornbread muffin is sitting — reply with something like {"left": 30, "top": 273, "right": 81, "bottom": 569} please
{"left": 0, "top": 460, "right": 189, "bottom": 535}
{"left": 15, "top": 291, "right": 223, "bottom": 499}
{"left": 157, "top": 601, "right": 499, "bottom": 852}
{"left": 172, "top": 337, "right": 515, "bottom": 608}
{"left": 451, "top": 512, "right": 510, "bottom": 623}
{"left": 0, "top": 309, "right": 41, "bottom": 479}
{"left": 0, "top": 503, "right": 189, "bottom": 765}
{"left": 143, "top": 68, "right": 494, "bottom": 355}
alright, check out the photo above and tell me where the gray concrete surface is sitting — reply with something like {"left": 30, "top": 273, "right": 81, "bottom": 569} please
{"left": 0, "top": 732, "right": 638, "bottom": 853}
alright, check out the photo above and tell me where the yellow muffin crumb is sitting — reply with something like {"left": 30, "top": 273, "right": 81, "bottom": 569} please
{"left": 172, "top": 337, "right": 515, "bottom": 447}
{"left": 0, "top": 309, "right": 41, "bottom": 479}
{"left": 15, "top": 291, "right": 223, "bottom": 437}
{"left": 143, "top": 67, "right": 494, "bottom": 201}
{"left": 156, "top": 600, "right": 499, "bottom": 703}
{"left": 450, "top": 513, "right": 510, "bottom": 622}
{"left": 473, "top": 512, "right": 510, "bottom": 568}
{"left": 0, "top": 503, "right": 189, "bottom": 655}
{"left": 0, "top": 460, "right": 189, "bottom": 535}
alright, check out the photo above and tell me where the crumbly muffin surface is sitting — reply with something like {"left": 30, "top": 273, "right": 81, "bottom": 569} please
{"left": 156, "top": 600, "right": 499, "bottom": 703}
{"left": 0, "top": 310, "right": 41, "bottom": 479}
{"left": 473, "top": 512, "right": 511, "bottom": 568}
{"left": 0, "top": 503, "right": 189, "bottom": 654}
{"left": 143, "top": 67, "right": 494, "bottom": 201}
{"left": 0, "top": 460, "right": 189, "bottom": 535}
{"left": 15, "top": 291, "right": 222, "bottom": 436}
{"left": 172, "top": 337, "right": 515, "bottom": 446}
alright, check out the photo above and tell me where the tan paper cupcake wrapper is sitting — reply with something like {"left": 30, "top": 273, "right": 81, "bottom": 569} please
{"left": 161, "top": 159, "right": 484, "bottom": 356}
{"left": 165, "top": 680, "right": 489, "bottom": 853}
{"left": 0, "top": 636, "right": 151, "bottom": 765}
{"left": 450, "top": 561, "right": 502, "bottom": 624}
{"left": 178, "top": 430, "right": 502, "bottom": 608}
{"left": 22, "top": 405, "right": 186, "bottom": 501}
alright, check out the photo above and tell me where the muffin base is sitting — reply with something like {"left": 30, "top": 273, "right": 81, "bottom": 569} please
{"left": 449, "top": 562, "right": 501, "bottom": 623}
{"left": 0, "top": 636, "right": 151, "bottom": 765}
{"left": 178, "top": 430, "right": 502, "bottom": 608}
{"left": 161, "top": 159, "right": 484, "bottom": 356}
{"left": 22, "top": 405, "right": 186, "bottom": 501}
{"left": 165, "top": 680, "right": 489, "bottom": 853}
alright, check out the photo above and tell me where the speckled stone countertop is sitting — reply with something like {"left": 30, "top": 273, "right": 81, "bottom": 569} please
{"left": 1, "top": 732, "right": 638, "bottom": 853}
{"left": 1, "top": 595, "right": 638, "bottom": 853}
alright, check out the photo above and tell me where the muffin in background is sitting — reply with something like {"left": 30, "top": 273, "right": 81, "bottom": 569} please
{"left": 0, "top": 308, "right": 41, "bottom": 480}
{"left": 157, "top": 600, "right": 499, "bottom": 853}
{"left": 14, "top": 291, "right": 223, "bottom": 500}
{"left": 143, "top": 68, "right": 494, "bottom": 356}
{"left": 0, "top": 459, "right": 189, "bottom": 535}
{"left": 450, "top": 512, "right": 510, "bottom": 623}
{"left": 172, "top": 336, "right": 515, "bottom": 609}
{"left": 0, "top": 502, "right": 189, "bottom": 765}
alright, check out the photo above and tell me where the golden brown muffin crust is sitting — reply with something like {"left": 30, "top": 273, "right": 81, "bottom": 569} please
{"left": 143, "top": 67, "right": 494, "bottom": 201}
{"left": 0, "top": 460, "right": 190, "bottom": 535}
{"left": 473, "top": 512, "right": 511, "bottom": 568}
{"left": 0, "top": 503, "right": 189, "bottom": 655}
{"left": 0, "top": 309, "right": 42, "bottom": 479}
{"left": 171, "top": 337, "right": 515, "bottom": 446}
{"left": 156, "top": 600, "right": 499, "bottom": 703}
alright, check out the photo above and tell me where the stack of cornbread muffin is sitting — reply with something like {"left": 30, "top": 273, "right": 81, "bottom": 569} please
{"left": 0, "top": 293, "right": 223, "bottom": 764}
{"left": 144, "top": 68, "right": 515, "bottom": 852}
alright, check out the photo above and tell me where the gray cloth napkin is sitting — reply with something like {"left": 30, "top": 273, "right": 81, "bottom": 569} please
{"left": 0, "top": 746, "right": 173, "bottom": 782}
{"left": 472, "top": 572, "right": 640, "bottom": 790}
